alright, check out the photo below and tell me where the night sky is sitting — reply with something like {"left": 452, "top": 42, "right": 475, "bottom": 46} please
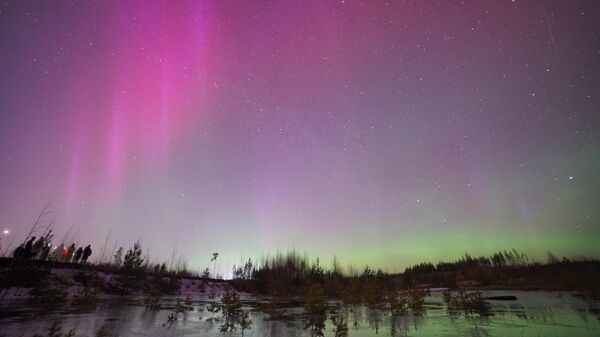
{"left": 1, "top": 1, "right": 599, "bottom": 273}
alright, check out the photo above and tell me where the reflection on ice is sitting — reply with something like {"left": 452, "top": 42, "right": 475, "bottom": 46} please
{"left": 0, "top": 291, "right": 599, "bottom": 337}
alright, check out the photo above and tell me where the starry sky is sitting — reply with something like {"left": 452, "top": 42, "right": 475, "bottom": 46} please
{"left": 1, "top": 0, "right": 599, "bottom": 273}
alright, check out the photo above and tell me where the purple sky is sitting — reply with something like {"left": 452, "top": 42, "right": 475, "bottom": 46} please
{"left": 1, "top": 1, "right": 599, "bottom": 273}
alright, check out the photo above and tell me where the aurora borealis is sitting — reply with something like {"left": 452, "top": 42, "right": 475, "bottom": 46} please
{"left": 0, "top": 1, "right": 599, "bottom": 273}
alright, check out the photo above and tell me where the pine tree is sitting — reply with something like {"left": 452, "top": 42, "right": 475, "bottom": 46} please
{"left": 123, "top": 241, "right": 144, "bottom": 271}
{"left": 113, "top": 247, "right": 123, "bottom": 267}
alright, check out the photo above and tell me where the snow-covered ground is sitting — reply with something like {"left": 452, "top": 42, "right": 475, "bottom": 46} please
{"left": 0, "top": 266, "right": 234, "bottom": 301}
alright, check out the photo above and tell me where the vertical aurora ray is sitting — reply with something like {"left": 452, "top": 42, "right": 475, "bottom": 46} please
{"left": 99, "top": 0, "right": 216, "bottom": 193}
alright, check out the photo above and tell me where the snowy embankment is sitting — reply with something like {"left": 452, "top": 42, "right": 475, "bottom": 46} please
{"left": 0, "top": 266, "right": 234, "bottom": 301}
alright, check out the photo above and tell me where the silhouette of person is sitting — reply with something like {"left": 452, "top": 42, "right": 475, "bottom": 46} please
{"left": 13, "top": 244, "right": 25, "bottom": 259}
{"left": 82, "top": 245, "right": 92, "bottom": 263}
{"left": 61, "top": 245, "right": 68, "bottom": 260}
{"left": 23, "top": 237, "right": 36, "bottom": 259}
{"left": 39, "top": 242, "right": 51, "bottom": 261}
{"left": 73, "top": 247, "right": 83, "bottom": 263}
{"left": 65, "top": 243, "right": 76, "bottom": 262}
{"left": 32, "top": 236, "right": 44, "bottom": 259}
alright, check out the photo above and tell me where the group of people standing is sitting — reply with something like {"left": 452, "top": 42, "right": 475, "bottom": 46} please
{"left": 13, "top": 234, "right": 52, "bottom": 260}
{"left": 12, "top": 231, "right": 93, "bottom": 264}
{"left": 62, "top": 243, "right": 93, "bottom": 263}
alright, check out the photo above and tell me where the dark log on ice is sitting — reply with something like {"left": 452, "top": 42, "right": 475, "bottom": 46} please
{"left": 485, "top": 295, "right": 517, "bottom": 301}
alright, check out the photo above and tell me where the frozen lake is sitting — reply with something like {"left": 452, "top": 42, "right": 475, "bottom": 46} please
{"left": 0, "top": 290, "right": 598, "bottom": 337}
